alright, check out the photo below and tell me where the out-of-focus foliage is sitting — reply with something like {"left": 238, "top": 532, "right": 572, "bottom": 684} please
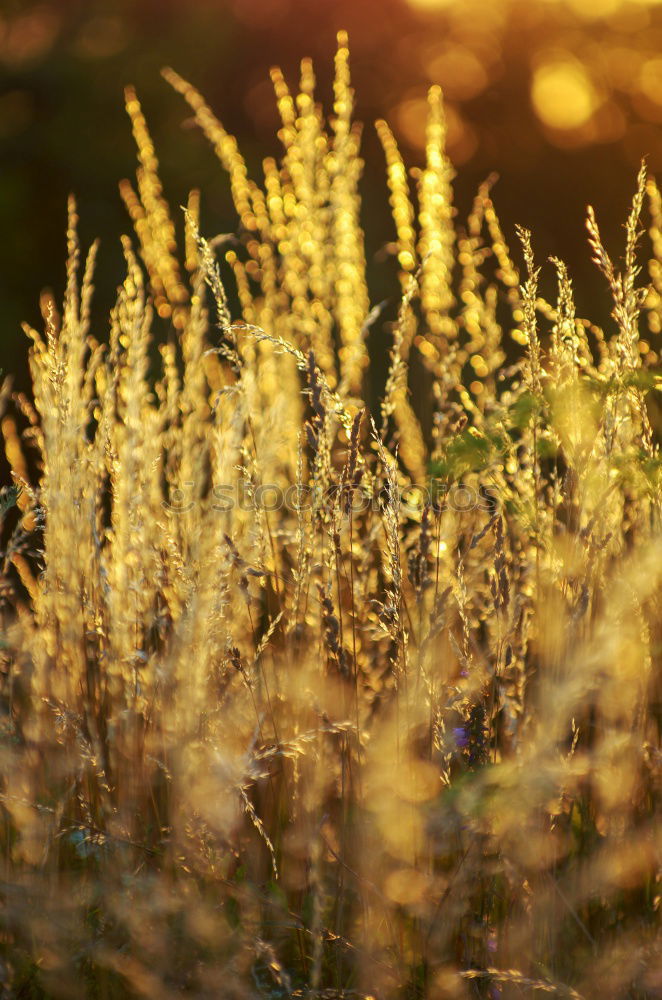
{"left": 0, "top": 35, "right": 660, "bottom": 998}
{"left": 4, "top": 0, "right": 662, "bottom": 389}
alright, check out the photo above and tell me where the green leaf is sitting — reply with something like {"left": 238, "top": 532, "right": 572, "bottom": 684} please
{"left": 440, "top": 430, "right": 493, "bottom": 481}
{"left": 508, "top": 390, "right": 542, "bottom": 429}
{"left": 0, "top": 484, "right": 22, "bottom": 518}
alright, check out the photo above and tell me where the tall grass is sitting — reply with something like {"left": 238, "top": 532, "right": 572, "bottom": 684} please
{"left": 0, "top": 32, "right": 660, "bottom": 999}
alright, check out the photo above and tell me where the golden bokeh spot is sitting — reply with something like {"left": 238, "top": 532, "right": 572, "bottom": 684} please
{"left": 511, "top": 327, "right": 529, "bottom": 345}
{"left": 564, "top": 0, "right": 623, "bottom": 19}
{"left": 424, "top": 45, "right": 489, "bottom": 100}
{"left": 393, "top": 94, "right": 477, "bottom": 163}
{"left": 384, "top": 867, "right": 430, "bottom": 906}
{"left": 470, "top": 354, "right": 488, "bottom": 376}
{"left": 405, "top": 0, "right": 455, "bottom": 9}
{"left": 417, "top": 337, "right": 437, "bottom": 359}
{"left": 531, "top": 59, "right": 600, "bottom": 131}
{"left": 393, "top": 759, "right": 440, "bottom": 802}
{"left": 639, "top": 57, "right": 662, "bottom": 105}
{"left": 604, "top": 46, "right": 642, "bottom": 92}
{"left": 592, "top": 100, "right": 627, "bottom": 142}
{"left": 402, "top": 486, "right": 425, "bottom": 510}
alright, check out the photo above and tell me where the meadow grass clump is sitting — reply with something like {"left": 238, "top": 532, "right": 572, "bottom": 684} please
{"left": 0, "top": 31, "right": 660, "bottom": 1000}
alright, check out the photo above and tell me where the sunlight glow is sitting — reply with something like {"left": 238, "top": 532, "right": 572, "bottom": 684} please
{"left": 531, "top": 60, "right": 600, "bottom": 130}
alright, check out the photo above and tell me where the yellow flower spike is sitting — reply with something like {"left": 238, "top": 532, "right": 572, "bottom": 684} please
{"left": 417, "top": 85, "right": 457, "bottom": 353}
{"left": 376, "top": 118, "right": 417, "bottom": 290}
{"left": 162, "top": 66, "right": 257, "bottom": 233}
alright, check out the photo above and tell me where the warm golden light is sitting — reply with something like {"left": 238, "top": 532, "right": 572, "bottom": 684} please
{"left": 393, "top": 94, "right": 477, "bottom": 162}
{"left": 424, "top": 44, "right": 489, "bottom": 100}
{"left": 564, "top": 0, "right": 622, "bottom": 18}
{"left": 531, "top": 59, "right": 599, "bottom": 130}
{"left": 405, "top": 0, "right": 455, "bottom": 9}
{"left": 406, "top": 0, "right": 662, "bottom": 12}
{"left": 2, "top": 15, "right": 662, "bottom": 1000}
{"left": 639, "top": 57, "right": 662, "bottom": 105}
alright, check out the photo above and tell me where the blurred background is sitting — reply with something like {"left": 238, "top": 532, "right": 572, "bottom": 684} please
{"left": 2, "top": 0, "right": 662, "bottom": 392}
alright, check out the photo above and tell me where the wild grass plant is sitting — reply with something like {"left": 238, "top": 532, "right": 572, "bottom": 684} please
{"left": 0, "top": 31, "right": 660, "bottom": 1000}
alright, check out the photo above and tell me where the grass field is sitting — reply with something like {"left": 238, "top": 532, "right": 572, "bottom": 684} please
{"left": 0, "top": 34, "right": 660, "bottom": 999}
